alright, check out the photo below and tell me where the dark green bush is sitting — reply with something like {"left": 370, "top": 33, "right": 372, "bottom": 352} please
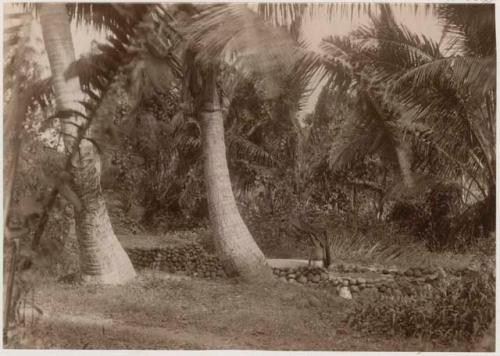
{"left": 347, "top": 270, "right": 495, "bottom": 342}
{"left": 388, "top": 183, "right": 466, "bottom": 251}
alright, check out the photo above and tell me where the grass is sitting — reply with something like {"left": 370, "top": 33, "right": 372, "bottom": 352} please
{"left": 5, "top": 222, "right": 493, "bottom": 351}
{"left": 5, "top": 271, "right": 486, "bottom": 351}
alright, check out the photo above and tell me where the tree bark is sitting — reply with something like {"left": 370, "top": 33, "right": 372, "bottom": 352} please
{"left": 395, "top": 141, "right": 415, "bottom": 189}
{"left": 4, "top": 18, "right": 32, "bottom": 227}
{"left": 199, "top": 69, "right": 271, "bottom": 282}
{"left": 39, "top": 4, "right": 135, "bottom": 284}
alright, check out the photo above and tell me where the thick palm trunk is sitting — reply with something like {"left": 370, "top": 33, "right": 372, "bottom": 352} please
{"left": 39, "top": 4, "right": 135, "bottom": 284}
{"left": 199, "top": 70, "right": 271, "bottom": 281}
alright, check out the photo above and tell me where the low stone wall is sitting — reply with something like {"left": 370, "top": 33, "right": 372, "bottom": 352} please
{"left": 272, "top": 264, "right": 442, "bottom": 299}
{"left": 124, "top": 243, "right": 225, "bottom": 278}
{"left": 124, "top": 245, "right": 465, "bottom": 300}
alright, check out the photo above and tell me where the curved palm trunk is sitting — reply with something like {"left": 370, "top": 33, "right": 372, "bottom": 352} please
{"left": 39, "top": 4, "right": 135, "bottom": 284}
{"left": 199, "top": 70, "right": 271, "bottom": 282}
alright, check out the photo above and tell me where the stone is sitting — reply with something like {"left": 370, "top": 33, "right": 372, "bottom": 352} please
{"left": 413, "top": 269, "right": 422, "bottom": 278}
{"left": 297, "top": 276, "right": 308, "bottom": 284}
{"left": 350, "top": 285, "right": 360, "bottom": 293}
{"left": 437, "top": 267, "right": 447, "bottom": 279}
{"left": 320, "top": 273, "right": 329, "bottom": 281}
{"left": 361, "top": 286, "right": 379, "bottom": 300}
{"left": 425, "top": 273, "right": 438, "bottom": 282}
{"left": 287, "top": 273, "right": 296, "bottom": 280}
{"left": 379, "top": 286, "right": 387, "bottom": 293}
{"left": 338, "top": 286, "right": 352, "bottom": 300}
{"left": 404, "top": 269, "right": 414, "bottom": 277}
{"left": 393, "top": 289, "right": 403, "bottom": 298}
{"left": 356, "top": 277, "right": 366, "bottom": 285}
{"left": 342, "top": 279, "right": 349, "bottom": 286}
{"left": 308, "top": 295, "right": 321, "bottom": 307}
{"left": 279, "top": 276, "right": 287, "bottom": 283}
{"left": 312, "top": 275, "right": 321, "bottom": 283}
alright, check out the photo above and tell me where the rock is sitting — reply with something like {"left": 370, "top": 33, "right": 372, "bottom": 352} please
{"left": 342, "top": 279, "right": 349, "bottom": 286}
{"left": 361, "top": 286, "right": 378, "bottom": 300}
{"left": 312, "top": 275, "right": 321, "bottom": 283}
{"left": 279, "top": 276, "right": 287, "bottom": 283}
{"left": 338, "top": 286, "right": 352, "bottom": 300}
{"left": 287, "top": 273, "right": 296, "bottom": 280}
{"left": 413, "top": 269, "right": 422, "bottom": 277}
{"left": 382, "top": 268, "right": 390, "bottom": 274}
{"left": 308, "top": 295, "right": 321, "bottom": 307}
{"left": 297, "top": 276, "right": 308, "bottom": 284}
{"left": 350, "top": 285, "right": 360, "bottom": 293}
{"left": 356, "top": 277, "right": 366, "bottom": 285}
{"left": 320, "top": 273, "right": 328, "bottom": 281}
{"left": 404, "top": 269, "right": 414, "bottom": 277}
{"left": 393, "top": 288, "right": 403, "bottom": 298}
{"left": 425, "top": 273, "right": 438, "bottom": 282}
{"left": 379, "top": 286, "right": 387, "bottom": 293}
{"left": 437, "top": 267, "right": 447, "bottom": 279}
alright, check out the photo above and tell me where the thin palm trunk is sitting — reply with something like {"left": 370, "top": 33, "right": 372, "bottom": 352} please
{"left": 4, "top": 18, "right": 32, "bottom": 227}
{"left": 4, "top": 86, "right": 29, "bottom": 228}
{"left": 39, "top": 4, "right": 135, "bottom": 284}
{"left": 395, "top": 141, "right": 415, "bottom": 189}
{"left": 199, "top": 69, "right": 271, "bottom": 281}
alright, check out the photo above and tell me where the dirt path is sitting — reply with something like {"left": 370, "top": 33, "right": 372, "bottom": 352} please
{"left": 32, "top": 313, "right": 240, "bottom": 349}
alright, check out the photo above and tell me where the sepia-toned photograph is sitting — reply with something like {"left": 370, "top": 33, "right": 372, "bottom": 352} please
{"left": 3, "top": 2, "right": 496, "bottom": 351}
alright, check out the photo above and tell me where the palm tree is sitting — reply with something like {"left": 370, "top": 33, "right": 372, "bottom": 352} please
{"left": 3, "top": 12, "right": 33, "bottom": 227}
{"left": 38, "top": 4, "right": 136, "bottom": 284}
{"left": 163, "top": 4, "right": 304, "bottom": 280}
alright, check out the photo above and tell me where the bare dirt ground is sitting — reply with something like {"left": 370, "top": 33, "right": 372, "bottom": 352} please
{"left": 6, "top": 271, "right": 475, "bottom": 351}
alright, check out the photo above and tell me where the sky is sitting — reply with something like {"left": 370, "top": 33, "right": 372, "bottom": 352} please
{"left": 4, "top": 3, "right": 444, "bottom": 118}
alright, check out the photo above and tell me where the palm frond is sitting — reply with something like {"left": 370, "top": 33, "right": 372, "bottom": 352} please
{"left": 438, "top": 4, "right": 495, "bottom": 57}
{"left": 226, "top": 134, "right": 275, "bottom": 167}
{"left": 183, "top": 4, "right": 302, "bottom": 95}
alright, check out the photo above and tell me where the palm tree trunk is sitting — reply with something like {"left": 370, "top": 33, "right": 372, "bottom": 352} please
{"left": 4, "top": 87, "right": 29, "bottom": 228}
{"left": 199, "top": 69, "right": 271, "bottom": 281}
{"left": 39, "top": 4, "right": 135, "bottom": 284}
{"left": 395, "top": 141, "right": 415, "bottom": 189}
{"left": 4, "top": 18, "right": 32, "bottom": 227}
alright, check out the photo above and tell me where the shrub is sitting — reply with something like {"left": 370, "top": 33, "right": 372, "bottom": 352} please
{"left": 388, "top": 183, "right": 465, "bottom": 251}
{"left": 346, "top": 270, "right": 495, "bottom": 343}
